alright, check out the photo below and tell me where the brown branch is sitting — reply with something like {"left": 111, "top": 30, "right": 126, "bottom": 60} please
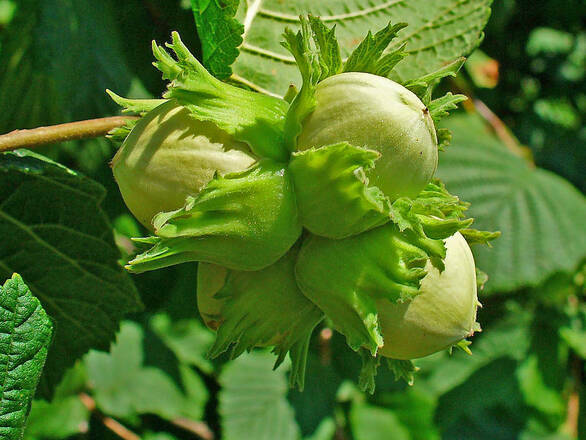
{"left": 564, "top": 354, "right": 583, "bottom": 438}
{"left": 171, "top": 417, "right": 215, "bottom": 440}
{"left": 472, "top": 99, "right": 532, "bottom": 162}
{"left": 0, "top": 116, "right": 138, "bottom": 152}
{"left": 79, "top": 393, "right": 141, "bottom": 440}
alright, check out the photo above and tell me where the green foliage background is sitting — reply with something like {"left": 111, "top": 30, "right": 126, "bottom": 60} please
{"left": 0, "top": 0, "right": 584, "bottom": 439}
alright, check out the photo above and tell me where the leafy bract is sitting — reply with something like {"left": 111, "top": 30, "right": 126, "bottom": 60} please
{"left": 295, "top": 224, "right": 441, "bottom": 355}
{"left": 405, "top": 58, "right": 466, "bottom": 104}
{"left": 437, "top": 114, "right": 586, "bottom": 292}
{"left": 205, "top": 244, "right": 324, "bottom": 390}
{"left": 0, "top": 274, "right": 53, "bottom": 440}
{"left": 219, "top": 352, "right": 300, "bottom": 440}
{"left": 85, "top": 321, "right": 208, "bottom": 421}
{"left": 0, "top": 150, "right": 142, "bottom": 397}
{"left": 280, "top": 16, "right": 321, "bottom": 151}
{"left": 152, "top": 32, "right": 289, "bottom": 161}
{"left": 127, "top": 160, "right": 301, "bottom": 272}
{"left": 280, "top": 16, "right": 406, "bottom": 151}
{"left": 232, "top": 0, "right": 492, "bottom": 95}
{"left": 295, "top": 177, "right": 491, "bottom": 356}
{"left": 343, "top": 22, "right": 407, "bottom": 77}
{"left": 428, "top": 93, "right": 468, "bottom": 124}
{"left": 289, "top": 142, "right": 391, "bottom": 239}
{"left": 191, "top": 0, "right": 244, "bottom": 79}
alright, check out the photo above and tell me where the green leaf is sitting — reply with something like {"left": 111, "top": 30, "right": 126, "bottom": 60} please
{"left": 0, "top": 274, "right": 53, "bottom": 440}
{"left": 150, "top": 314, "right": 215, "bottom": 374}
{"left": 289, "top": 142, "right": 391, "bottom": 239}
{"left": 85, "top": 321, "right": 208, "bottom": 421}
{"left": 153, "top": 32, "right": 289, "bottom": 161}
{"left": 127, "top": 160, "right": 301, "bottom": 272}
{"left": 436, "top": 114, "right": 586, "bottom": 292}
{"left": 516, "top": 355, "right": 565, "bottom": 416}
{"left": 24, "top": 363, "right": 89, "bottom": 439}
{"left": 233, "top": 0, "right": 492, "bottom": 95}
{"left": 219, "top": 351, "right": 300, "bottom": 440}
{"left": 191, "top": 0, "right": 244, "bottom": 79}
{"left": 0, "top": 0, "right": 135, "bottom": 132}
{"left": 296, "top": 224, "right": 443, "bottom": 355}
{"left": 526, "top": 27, "right": 574, "bottom": 56}
{"left": 376, "top": 389, "right": 440, "bottom": 440}
{"left": 24, "top": 397, "right": 89, "bottom": 439}
{"left": 0, "top": 150, "right": 142, "bottom": 396}
{"left": 207, "top": 244, "right": 323, "bottom": 390}
{"left": 303, "top": 418, "right": 337, "bottom": 440}
{"left": 350, "top": 403, "right": 410, "bottom": 440}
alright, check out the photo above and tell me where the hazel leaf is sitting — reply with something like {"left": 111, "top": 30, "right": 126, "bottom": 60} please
{"left": 190, "top": 0, "right": 243, "bottom": 80}
{"left": 232, "top": 0, "right": 492, "bottom": 96}
{"left": 0, "top": 274, "right": 53, "bottom": 439}
{"left": 127, "top": 160, "right": 302, "bottom": 273}
{"left": 289, "top": 142, "right": 392, "bottom": 239}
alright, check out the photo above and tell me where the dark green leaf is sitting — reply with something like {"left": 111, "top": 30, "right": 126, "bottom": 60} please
{"left": 0, "top": 0, "right": 134, "bottom": 132}
{"left": 191, "top": 0, "right": 244, "bottom": 79}
{"left": 150, "top": 314, "right": 215, "bottom": 374}
{"left": 85, "top": 321, "right": 208, "bottom": 421}
{"left": 0, "top": 150, "right": 142, "bottom": 396}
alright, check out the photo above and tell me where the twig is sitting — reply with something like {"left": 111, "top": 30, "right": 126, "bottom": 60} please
{"left": 79, "top": 393, "right": 141, "bottom": 440}
{"left": 472, "top": 99, "right": 532, "bottom": 162}
{"left": 563, "top": 354, "right": 583, "bottom": 438}
{"left": 0, "top": 116, "right": 138, "bottom": 152}
{"left": 171, "top": 417, "right": 215, "bottom": 440}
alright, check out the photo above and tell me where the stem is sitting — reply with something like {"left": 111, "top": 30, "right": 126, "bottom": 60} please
{"left": 472, "top": 99, "right": 534, "bottom": 164}
{"left": 564, "top": 353, "right": 583, "bottom": 438}
{"left": 171, "top": 417, "right": 215, "bottom": 440}
{"left": 79, "top": 393, "right": 141, "bottom": 440}
{"left": 0, "top": 116, "right": 138, "bottom": 152}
